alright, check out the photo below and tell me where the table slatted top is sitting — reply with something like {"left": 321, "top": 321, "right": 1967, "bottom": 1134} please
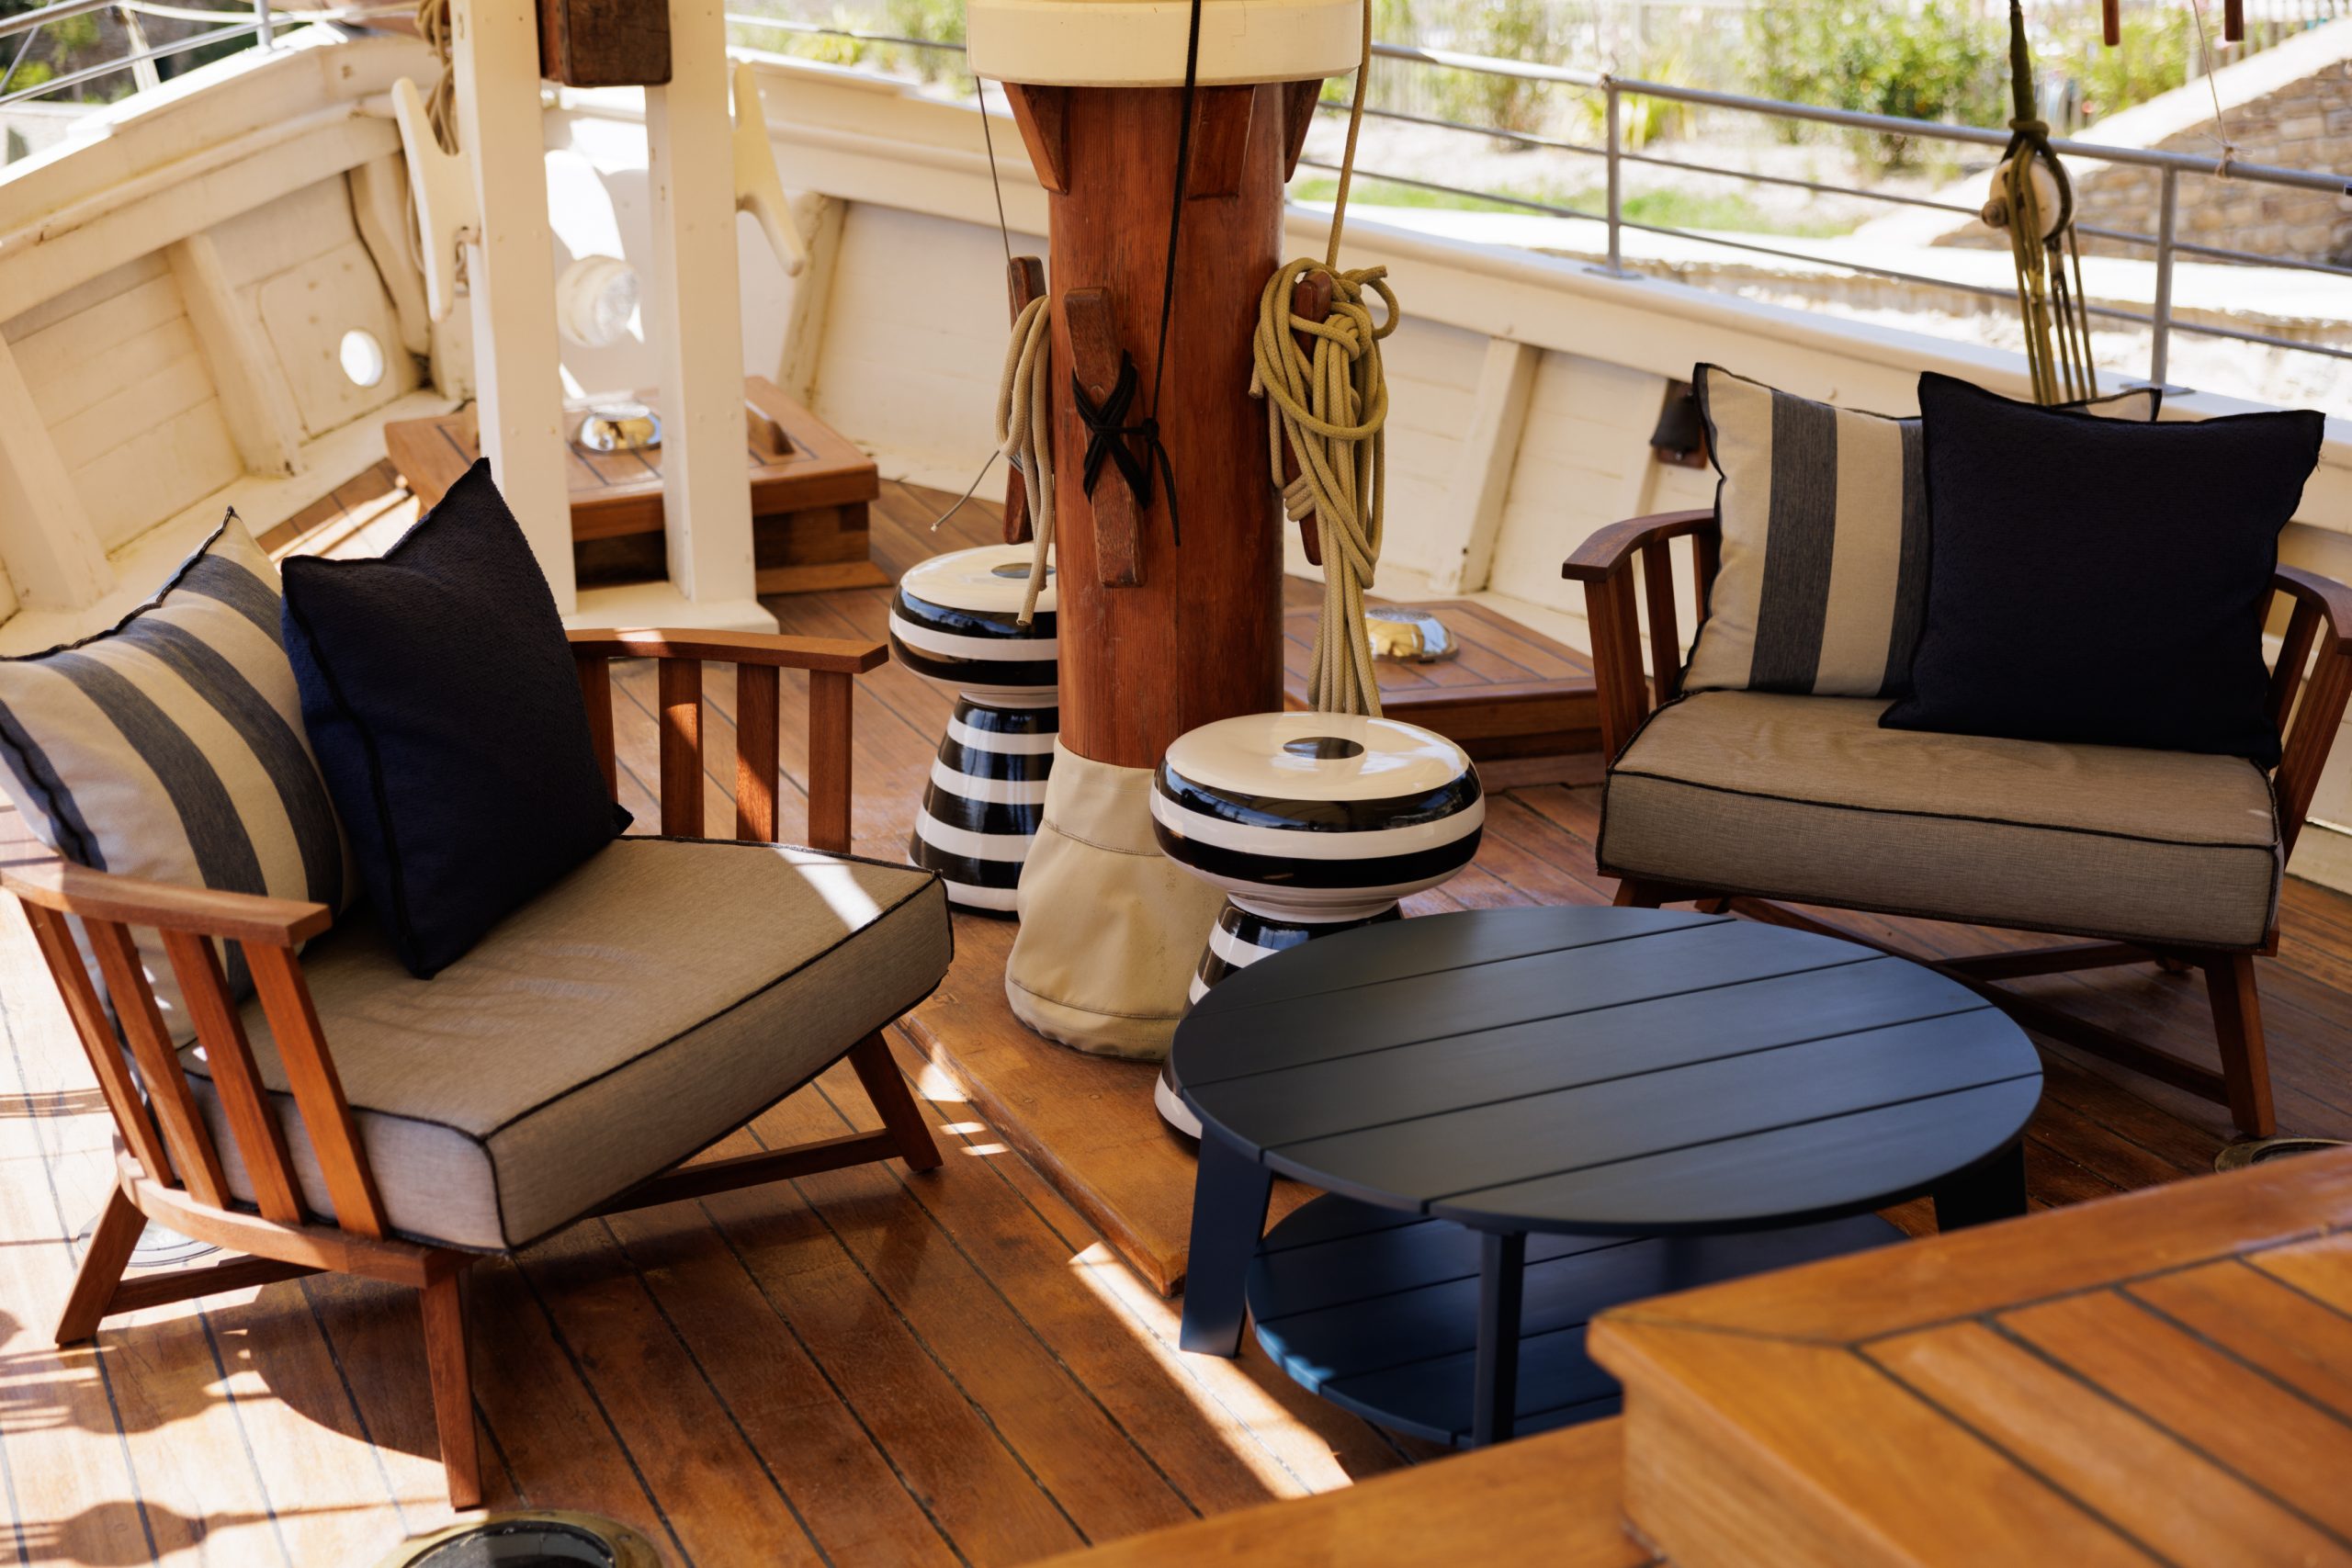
{"left": 1172, "top": 907, "right": 2041, "bottom": 1235}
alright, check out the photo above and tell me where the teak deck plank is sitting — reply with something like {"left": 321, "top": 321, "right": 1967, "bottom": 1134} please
{"left": 12, "top": 473, "right": 2352, "bottom": 1563}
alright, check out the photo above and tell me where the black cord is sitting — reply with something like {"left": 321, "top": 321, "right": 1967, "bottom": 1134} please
{"left": 978, "top": 81, "right": 1016, "bottom": 268}
{"left": 1073, "top": 0, "right": 1203, "bottom": 547}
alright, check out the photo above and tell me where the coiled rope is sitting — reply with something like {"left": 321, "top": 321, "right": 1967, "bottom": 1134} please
{"left": 1250, "top": 0, "right": 1396, "bottom": 716}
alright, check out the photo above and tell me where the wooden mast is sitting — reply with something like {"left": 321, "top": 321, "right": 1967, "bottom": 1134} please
{"left": 1005, "top": 82, "right": 1292, "bottom": 768}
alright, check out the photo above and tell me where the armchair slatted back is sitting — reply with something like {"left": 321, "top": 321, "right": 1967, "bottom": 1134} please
{"left": 4, "top": 867, "right": 379, "bottom": 1234}
{"left": 568, "top": 629, "right": 888, "bottom": 857}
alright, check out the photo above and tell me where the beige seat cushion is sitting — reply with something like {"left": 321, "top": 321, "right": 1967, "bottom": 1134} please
{"left": 1600, "top": 691, "right": 2280, "bottom": 950}
{"left": 184, "top": 838, "right": 951, "bottom": 1251}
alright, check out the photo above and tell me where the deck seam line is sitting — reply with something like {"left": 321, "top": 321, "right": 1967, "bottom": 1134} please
{"left": 506, "top": 1258, "right": 698, "bottom": 1568}
{"left": 596, "top": 1215, "right": 838, "bottom": 1568}
{"left": 693, "top": 1190, "right": 973, "bottom": 1568}
{"left": 1980, "top": 1314, "right": 2352, "bottom": 1551}
{"left": 802, "top": 1073, "right": 1208, "bottom": 1523}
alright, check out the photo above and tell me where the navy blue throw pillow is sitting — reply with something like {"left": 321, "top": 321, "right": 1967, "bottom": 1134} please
{"left": 1883, "top": 373, "right": 2323, "bottom": 768}
{"left": 280, "top": 459, "right": 629, "bottom": 976}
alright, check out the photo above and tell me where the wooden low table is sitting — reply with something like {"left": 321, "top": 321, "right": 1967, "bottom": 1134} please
{"left": 1173, "top": 906, "right": 2042, "bottom": 1448}
{"left": 1279, "top": 599, "right": 1598, "bottom": 778}
{"left": 384, "top": 377, "right": 887, "bottom": 594}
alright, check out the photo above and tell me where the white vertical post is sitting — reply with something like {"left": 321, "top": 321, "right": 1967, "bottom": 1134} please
{"left": 451, "top": 0, "right": 575, "bottom": 613}
{"left": 644, "top": 0, "right": 759, "bottom": 609}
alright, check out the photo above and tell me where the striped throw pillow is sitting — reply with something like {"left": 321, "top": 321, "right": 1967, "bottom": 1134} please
{"left": 1681, "top": 365, "right": 2159, "bottom": 697}
{"left": 0, "top": 518, "right": 350, "bottom": 1033}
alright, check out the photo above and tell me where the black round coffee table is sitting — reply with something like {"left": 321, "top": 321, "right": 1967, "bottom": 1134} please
{"left": 1171, "top": 906, "right": 2041, "bottom": 1447}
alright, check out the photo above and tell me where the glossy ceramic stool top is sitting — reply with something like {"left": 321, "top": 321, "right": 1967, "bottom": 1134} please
{"left": 1150, "top": 710, "right": 1485, "bottom": 920}
{"left": 888, "top": 545, "right": 1057, "bottom": 702}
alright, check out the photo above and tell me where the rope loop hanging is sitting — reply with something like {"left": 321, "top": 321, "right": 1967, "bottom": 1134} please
{"left": 1250, "top": 0, "right": 1398, "bottom": 717}
{"left": 1984, "top": 0, "right": 2098, "bottom": 405}
{"left": 1001, "top": 296, "right": 1056, "bottom": 624}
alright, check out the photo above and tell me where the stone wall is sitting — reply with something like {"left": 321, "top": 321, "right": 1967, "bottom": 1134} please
{"left": 2073, "top": 46, "right": 2352, "bottom": 265}
{"left": 1939, "top": 22, "right": 2352, "bottom": 265}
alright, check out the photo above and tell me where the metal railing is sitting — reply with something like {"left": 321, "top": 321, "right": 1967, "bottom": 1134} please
{"left": 728, "top": 14, "right": 2352, "bottom": 398}
{"left": 1, "top": 0, "right": 276, "bottom": 109}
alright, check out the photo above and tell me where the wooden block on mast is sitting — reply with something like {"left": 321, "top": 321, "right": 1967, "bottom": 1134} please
{"left": 537, "top": 0, "right": 672, "bottom": 87}
{"left": 1063, "top": 286, "right": 1143, "bottom": 590}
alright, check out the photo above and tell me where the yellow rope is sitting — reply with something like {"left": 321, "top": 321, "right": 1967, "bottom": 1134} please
{"left": 1000, "top": 295, "right": 1056, "bottom": 625}
{"left": 1249, "top": 0, "right": 1397, "bottom": 717}
{"left": 415, "top": 0, "right": 457, "bottom": 153}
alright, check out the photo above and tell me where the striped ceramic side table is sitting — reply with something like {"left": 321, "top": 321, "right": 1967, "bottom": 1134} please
{"left": 1148, "top": 711, "right": 1486, "bottom": 1134}
{"left": 888, "top": 546, "right": 1058, "bottom": 913}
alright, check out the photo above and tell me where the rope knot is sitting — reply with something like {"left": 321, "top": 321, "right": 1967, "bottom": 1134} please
{"left": 1073, "top": 355, "right": 1182, "bottom": 546}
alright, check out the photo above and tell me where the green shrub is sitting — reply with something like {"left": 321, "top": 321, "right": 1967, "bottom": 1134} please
{"left": 2068, "top": 9, "right": 2192, "bottom": 122}
{"left": 1743, "top": 0, "right": 2003, "bottom": 170}
{"left": 1428, "top": 0, "right": 1570, "bottom": 135}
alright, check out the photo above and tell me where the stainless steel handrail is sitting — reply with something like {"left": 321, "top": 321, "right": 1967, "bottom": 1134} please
{"left": 0, "top": 0, "right": 274, "bottom": 107}
{"left": 726, "top": 12, "right": 2350, "bottom": 390}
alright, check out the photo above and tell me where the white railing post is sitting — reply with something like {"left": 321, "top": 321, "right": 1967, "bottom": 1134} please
{"left": 1604, "top": 77, "right": 1623, "bottom": 275}
{"left": 2151, "top": 168, "right": 2178, "bottom": 388}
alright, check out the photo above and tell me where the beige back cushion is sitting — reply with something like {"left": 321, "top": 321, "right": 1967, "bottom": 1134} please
{"left": 1682, "top": 367, "right": 2160, "bottom": 698}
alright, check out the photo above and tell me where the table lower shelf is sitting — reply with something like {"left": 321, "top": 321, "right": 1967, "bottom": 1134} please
{"left": 1247, "top": 1193, "right": 1902, "bottom": 1448}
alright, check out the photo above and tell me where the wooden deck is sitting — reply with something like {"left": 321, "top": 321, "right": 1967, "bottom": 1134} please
{"left": 2, "top": 481, "right": 2350, "bottom": 1563}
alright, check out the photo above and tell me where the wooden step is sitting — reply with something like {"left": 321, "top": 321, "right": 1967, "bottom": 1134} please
{"left": 1027, "top": 1418, "right": 1657, "bottom": 1567}
{"left": 1589, "top": 1148, "right": 2352, "bottom": 1568}
{"left": 1281, "top": 599, "right": 1600, "bottom": 784}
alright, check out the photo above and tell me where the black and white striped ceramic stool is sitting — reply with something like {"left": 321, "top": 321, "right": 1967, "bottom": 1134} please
{"left": 887, "top": 546, "right": 1058, "bottom": 914}
{"left": 1148, "top": 711, "right": 1485, "bottom": 1134}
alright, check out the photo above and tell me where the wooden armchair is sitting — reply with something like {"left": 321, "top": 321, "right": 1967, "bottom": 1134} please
{"left": 1566, "top": 510, "right": 2352, "bottom": 1142}
{"left": 5, "top": 628, "right": 947, "bottom": 1508}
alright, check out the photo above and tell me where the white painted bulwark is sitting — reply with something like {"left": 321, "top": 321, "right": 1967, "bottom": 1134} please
{"left": 644, "top": 0, "right": 766, "bottom": 623}
{"left": 966, "top": 0, "right": 1361, "bottom": 85}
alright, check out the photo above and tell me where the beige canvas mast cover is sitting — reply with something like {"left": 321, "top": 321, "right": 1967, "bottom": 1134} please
{"left": 1005, "top": 745, "right": 1224, "bottom": 1058}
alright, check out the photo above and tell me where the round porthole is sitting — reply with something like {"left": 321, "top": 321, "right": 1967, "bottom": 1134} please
{"left": 377, "top": 1512, "right": 662, "bottom": 1568}
{"left": 339, "top": 328, "right": 388, "bottom": 389}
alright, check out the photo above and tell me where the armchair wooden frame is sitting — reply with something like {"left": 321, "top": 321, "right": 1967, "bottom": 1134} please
{"left": 4, "top": 628, "right": 943, "bottom": 1509}
{"left": 1566, "top": 509, "right": 2352, "bottom": 1142}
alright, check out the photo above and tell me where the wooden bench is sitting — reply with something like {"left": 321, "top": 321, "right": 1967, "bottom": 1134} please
{"left": 1027, "top": 1420, "right": 1655, "bottom": 1567}
{"left": 1595, "top": 1147, "right": 2352, "bottom": 1567}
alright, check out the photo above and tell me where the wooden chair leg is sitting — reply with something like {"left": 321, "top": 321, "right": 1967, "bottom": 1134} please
{"left": 850, "top": 1032, "right": 942, "bottom": 1173}
{"left": 2204, "top": 953, "right": 2276, "bottom": 1140}
{"left": 56, "top": 1185, "right": 141, "bottom": 1346}
{"left": 420, "top": 1264, "right": 482, "bottom": 1509}
{"left": 1612, "top": 878, "right": 1666, "bottom": 908}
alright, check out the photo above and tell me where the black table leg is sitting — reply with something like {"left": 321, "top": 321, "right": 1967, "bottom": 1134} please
{"left": 1471, "top": 1229, "right": 1527, "bottom": 1446}
{"left": 1933, "top": 1138, "right": 2029, "bottom": 1231}
{"left": 1179, "top": 1125, "right": 1273, "bottom": 1356}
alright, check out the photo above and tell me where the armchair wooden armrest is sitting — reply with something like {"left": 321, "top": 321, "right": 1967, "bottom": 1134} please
{"left": 1564, "top": 509, "right": 1722, "bottom": 762}
{"left": 2, "top": 860, "right": 332, "bottom": 947}
{"left": 1561, "top": 508, "right": 1716, "bottom": 585}
{"left": 2268, "top": 566, "right": 2352, "bottom": 858}
{"left": 563, "top": 628, "right": 888, "bottom": 673}
{"left": 567, "top": 626, "right": 890, "bottom": 853}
